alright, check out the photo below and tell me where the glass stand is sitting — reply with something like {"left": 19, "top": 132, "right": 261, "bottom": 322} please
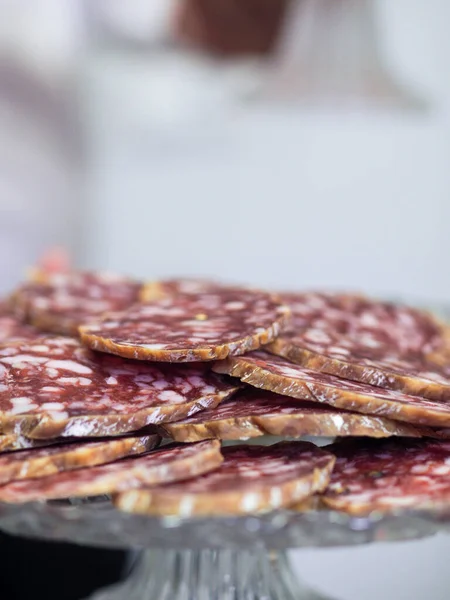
{"left": 88, "top": 548, "right": 335, "bottom": 600}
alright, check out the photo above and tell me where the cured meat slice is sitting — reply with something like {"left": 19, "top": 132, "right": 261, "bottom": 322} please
{"left": 0, "top": 439, "right": 222, "bottom": 503}
{"left": 79, "top": 289, "right": 290, "bottom": 362}
{"left": 322, "top": 438, "right": 450, "bottom": 515}
{"left": 0, "top": 435, "right": 159, "bottom": 486}
{"left": 268, "top": 293, "right": 450, "bottom": 401}
{"left": 140, "top": 278, "right": 222, "bottom": 302}
{"left": 213, "top": 351, "right": 450, "bottom": 428}
{"left": 114, "top": 441, "right": 335, "bottom": 517}
{"left": 278, "top": 292, "right": 447, "bottom": 354}
{"left": 11, "top": 270, "right": 142, "bottom": 335}
{"left": 0, "top": 302, "right": 41, "bottom": 343}
{"left": 159, "top": 388, "right": 424, "bottom": 442}
{"left": 0, "top": 337, "right": 238, "bottom": 439}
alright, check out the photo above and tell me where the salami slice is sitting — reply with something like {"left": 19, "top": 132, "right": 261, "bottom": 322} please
{"left": 114, "top": 441, "right": 335, "bottom": 517}
{"left": 79, "top": 289, "right": 291, "bottom": 362}
{"left": 322, "top": 438, "right": 450, "bottom": 515}
{"left": 11, "top": 270, "right": 142, "bottom": 335}
{"left": 0, "top": 439, "right": 222, "bottom": 503}
{"left": 0, "top": 337, "right": 238, "bottom": 439}
{"left": 140, "top": 278, "right": 222, "bottom": 302}
{"left": 0, "top": 302, "right": 41, "bottom": 343}
{"left": 278, "top": 292, "right": 447, "bottom": 354}
{"left": 159, "top": 388, "right": 424, "bottom": 442}
{"left": 268, "top": 293, "right": 450, "bottom": 401}
{"left": 213, "top": 351, "right": 450, "bottom": 428}
{"left": 0, "top": 435, "right": 159, "bottom": 486}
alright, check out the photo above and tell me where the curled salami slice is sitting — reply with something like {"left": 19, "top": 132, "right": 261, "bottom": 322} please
{"left": 0, "top": 435, "right": 159, "bottom": 486}
{"left": 322, "top": 438, "right": 450, "bottom": 515}
{"left": 11, "top": 270, "right": 142, "bottom": 335}
{"left": 0, "top": 440, "right": 222, "bottom": 503}
{"left": 0, "top": 337, "right": 238, "bottom": 439}
{"left": 79, "top": 289, "right": 290, "bottom": 362}
{"left": 268, "top": 293, "right": 450, "bottom": 401}
{"left": 213, "top": 351, "right": 450, "bottom": 428}
{"left": 114, "top": 441, "right": 335, "bottom": 517}
{"left": 159, "top": 388, "right": 424, "bottom": 442}
{"left": 140, "top": 278, "right": 222, "bottom": 302}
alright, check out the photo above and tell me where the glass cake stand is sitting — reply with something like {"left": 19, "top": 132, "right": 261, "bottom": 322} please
{"left": 0, "top": 498, "right": 449, "bottom": 600}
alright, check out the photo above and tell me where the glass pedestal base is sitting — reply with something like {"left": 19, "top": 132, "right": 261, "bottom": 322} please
{"left": 88, "top": 549, "right": 335, "bottom": 600}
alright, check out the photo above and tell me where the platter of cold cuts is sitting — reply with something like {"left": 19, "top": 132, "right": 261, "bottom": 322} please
{"left": 1, "top": 269, "right": 450, "bottom": 550}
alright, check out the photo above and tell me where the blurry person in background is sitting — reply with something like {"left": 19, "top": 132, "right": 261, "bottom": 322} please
{"left": 173, "top": 0, "right": 291, "bottom": 56}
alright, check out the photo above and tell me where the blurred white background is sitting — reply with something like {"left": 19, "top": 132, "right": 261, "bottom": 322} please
{"left": 80, "top": 0, "right": 450, "bottom": 306}
{"left": 0, "top": 1, "right": 450, "bottom": 598}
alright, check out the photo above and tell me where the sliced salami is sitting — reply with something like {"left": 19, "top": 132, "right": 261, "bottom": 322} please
{"left": 0, "top": 337, "right": 238, "bottom": 439}
{"left": 140, "top": 278, "right": 222, "bottom": 302}
{"left": 0, "top": 434, "right": 159, "bottom": 486}
{"left": 0, "top": 439, "right": 222, "bottom": 503}
{"left": 322, "top": 438, "right": 450, "bottom": 515}
{"left": 213, "top": 351, "right": 450, "bottom": 428}
{"left": 0, "top": 302, "right": 41, "bottom": 343}
{"left": 268, "top": 293, "right": 450, "bottom": 401}
{"left": 159, "top": 388, "right": 424, "bottom": 442}
{"left": 11, "top": 270, "right": 142, "bottom": 335}
{"left": 79, "top": 289, "right": 290, "bottom": 362}
{"left": 278, "top": 292, "right": 447, "bottom": 354}
{"left": 114, "top": 441, "right": 335, "bottom": 517}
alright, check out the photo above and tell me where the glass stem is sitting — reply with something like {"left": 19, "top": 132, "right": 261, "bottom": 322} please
{"left": 87, "top": 548, "right": 336, "bottom": 600}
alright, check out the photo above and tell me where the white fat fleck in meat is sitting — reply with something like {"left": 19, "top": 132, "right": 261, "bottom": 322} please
{"left": 225, "top": 301, "right": 246, "bottom": 311}
{"left": 41, "top": 402, "right": 66, "bottom": 411}
{"left": 188, "top": 375, "right": 206, "bottom": 387}
{"left": 0, "top": 384, "right": 8, "bottom": 392}
{"left": 9, "top": 402, "right": 39, "bottom": 414}
{"left": 201, "top": 385, "right": 217, "bottom": 395}
{"left": 46, "top": 368, "right": 59, "bottom": 378}
{"left": 239, "top": 492, "right": 261, "bottom": 512}
{"left": 0, "top": 354, "right": 48, "bottom": 365}
{"left": 429, "top": 465, "right": 450, "bottom": 475}
{"left": 152, "top": 379, "right": 169, "bottom": 391}
{"left": 158, "top": 390, "right": 186, "bottom": 404}
{"left": 359, "top": 312, "right": 380, "bottom": 328}
{"left": 58, "top": 377, "right": 92, "bottom": 386}
{"left": 304, "top": 329, "right": 332, "bottom": 345}
{"left": 11, "top": 397, "right": 34, "bottom": 405}
{"left": 102, "top": 321, "right": 120, "bottom": 329}
{"left": 46, "top": 360, "right": 93, "bottom": 375}
{"left": 29, "top": 345, "right": 50, "bottom": 353}
{"left": 41, "top": 386, "right": 62, "bottom": 393}
{"left": 141, "top": 344, "right": 168, "bottom": 351}
{"left": 330, "top": 415, "right": 344, "bottom": 429}
{"left": 46, "top": 410, "right": 69, "bottom": 422}
{"left": 106, "top": 376, "right": 118, "bottom": 385}
{"left": 327, "top": 346, "right": 350, "bottom": 356}
{"left": 34, "top": 297, "right": 50, "bottom": 309}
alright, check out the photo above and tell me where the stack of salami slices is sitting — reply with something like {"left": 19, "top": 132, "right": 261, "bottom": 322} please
{"left": 1, "top": 270, "right": 450, "bottom": 517}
